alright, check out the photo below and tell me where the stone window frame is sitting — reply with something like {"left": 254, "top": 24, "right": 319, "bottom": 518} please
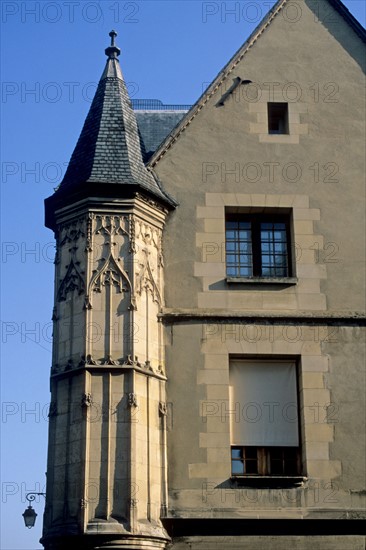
{"left": 225, "top": 209, "right": 296, "bottom": 283}
{"left": 249, "top": 92, "right": 308, "bottom": 144}
{"left": 195, "top": 193, "right": 327, "bottom": 312}
{"left": 225, "top": 207, "right": 297, "bottom": 285}
{"left": 231, "top": 445, "right": 301, "bottom": 477}
{"left": 267, "top": 102, "right": 289, "bottom": 135}
{"left": 228, "top": 355, "right": 305, "bottom": 488}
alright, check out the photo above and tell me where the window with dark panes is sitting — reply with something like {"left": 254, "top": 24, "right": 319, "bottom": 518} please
{"left": 268, "top": 102, "right": 289, "bottom": 134}
{"left": 225, "top": 214, "right": 292, "bottom": 278}
{"left": 226, "top": 220, "right": 252, "bottom": 277}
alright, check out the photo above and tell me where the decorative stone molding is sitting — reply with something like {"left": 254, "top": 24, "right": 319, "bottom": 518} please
{"left": 81, "top": 393, "right": 93, "bottom": 408}
{"left": 125, "top": 355, "right": 135, "bottom": 366}
{"left": 157, "top": 365, "right": 165, "bottom": 376}
{"left": 128, "top": 393, "right": 138, "bottom": 408}
{"left": 135, "top": 192, "right": 169, "bottom": 214}
{"left": 129, "top": 215, "right": 136, "bottom": 254}
{"left": 95, "top": 214, "right": 129, "bottom": 237}
{"left": 103, "top": 355, "right": 119, "bottom": 366}
{"left": 158, "top": 233, "right": 164, "bottom": 268}
{"left": 90, "top": 252, "right": 131, "bottom": 294}
{"left": 79, "top": 355, "right": 99, "bottom": 367}
{"left": 85, "top": 214, "right": 93, "bottom": 252}
{"left": 339, "top": 511, "right": 366, "bottom": 519}
{"left": 135, "top": 220, "right": 160, "bottom": 250}
{"left": 129, "top": 295, "right": 137, "bottom": 311}
{"left": 159, "top": 402, "right": 167, "bottom": 416}
{"left": 59, "top": 217, "right": 86, "bottom": 246}
{"left": 57, "top": 258, "right": 85, "bottom": 301}
{"left": 136, "top": 249, "right": 162, "bottom": 305}
{"left": 144, "top": 360, "right": 153, "bottom": 371}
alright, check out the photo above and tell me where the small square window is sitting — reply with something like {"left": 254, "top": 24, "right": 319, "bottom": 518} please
{"left": 268, "top": 103, "right": 289, "bottom": 134}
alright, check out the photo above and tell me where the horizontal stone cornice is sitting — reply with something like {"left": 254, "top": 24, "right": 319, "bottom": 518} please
{"left": 160, "top": 309, "right": 366, "bottom": 325}
{"left": 50, "top": 363, "right": 167, "bottom": 381}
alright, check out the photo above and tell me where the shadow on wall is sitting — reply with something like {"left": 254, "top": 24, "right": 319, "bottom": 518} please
{"left": 305, "top": 0, "right": 366, "bottom": 71}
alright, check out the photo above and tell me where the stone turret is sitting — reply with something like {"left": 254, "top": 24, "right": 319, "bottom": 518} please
{"left": 42, "top": 31, "right": 174, "bottom": 550}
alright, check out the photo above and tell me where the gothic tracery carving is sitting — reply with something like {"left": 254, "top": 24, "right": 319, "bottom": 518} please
{"left": 135, "top": 220, "right": 160, "bottom": 250}
{"left": 95, "top": 215, "right": 129, "bottom": 237}
{"left": 135, "top": 249, "right": 162, "bottom": 305}
{"left": 59, "top": 218, "right": 86, "bottom": 246}
{"left": 57, "top": 258, "right": 85, "bottom": 301}
{"left": 85, "top": 214, "right": 93, "bottom": 252}
{"left": 135, "top": 192, "right": 168, "bottom": 214}
{"left": 129, "top": 215, "right": 136, "bottom": 254}
{"left": 90, "top": 252, "right": 131, "bottom": 295}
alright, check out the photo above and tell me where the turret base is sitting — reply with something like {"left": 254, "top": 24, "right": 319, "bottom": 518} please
{"left": 41, "top": 534, "right": 170, "bottom": 550}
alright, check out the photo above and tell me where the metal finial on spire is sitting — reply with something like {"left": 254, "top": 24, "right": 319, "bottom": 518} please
{"left": 105, "top": 30, "right": 121, "bottom": 59}
{"left": 110, "top": 30, "right": 117, "bottom": 46}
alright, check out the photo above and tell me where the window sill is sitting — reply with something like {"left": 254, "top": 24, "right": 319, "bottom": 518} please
{"left": 231, "top": 475, "right": 306, "bottom": 488}
{"left": 226, "top": 277, "right": 298, "bottom": 285}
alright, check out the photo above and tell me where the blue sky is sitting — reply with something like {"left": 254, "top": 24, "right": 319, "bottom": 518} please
{"left": 1, "top": 1, "right": 365, "bottom": 548}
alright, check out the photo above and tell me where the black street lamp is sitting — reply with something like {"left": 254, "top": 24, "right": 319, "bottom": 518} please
{"left": 22, "top": 493, "right": 46, "bottom": 529}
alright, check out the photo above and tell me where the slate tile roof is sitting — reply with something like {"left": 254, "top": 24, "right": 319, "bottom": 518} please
{"left": 135, "top": 111, "right": 188, "bottom": 160}
{"left": 58, "top": 32, "right": 174, "bottom": 206}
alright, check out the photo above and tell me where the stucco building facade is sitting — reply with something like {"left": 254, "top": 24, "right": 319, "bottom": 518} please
{"left": 42, "top": 1, "right": 366, "bottom": 548}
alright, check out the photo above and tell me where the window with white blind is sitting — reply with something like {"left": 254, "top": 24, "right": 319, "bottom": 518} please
{"left": 229, "top": 360, "right": 301, "bottom": 476}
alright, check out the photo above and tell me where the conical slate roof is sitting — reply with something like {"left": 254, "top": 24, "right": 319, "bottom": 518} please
{"left": 58, "top": 31, "right": 173, "bottom": 204}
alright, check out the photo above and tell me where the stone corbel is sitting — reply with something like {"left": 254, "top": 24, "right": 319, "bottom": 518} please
{"left": 157, "top": 364, "right": 165, "bottom": 376}
{"left": 81, "top": 393, "right": 93, "bottom": 408}
{"left": 144, "top": 360, "right": 153, "bottom": 371}
{"left": 104, "top": 355, "right": 118, "bottom": 365}
{"left": 128, "top": 393, "right": 138, "bottom": 408}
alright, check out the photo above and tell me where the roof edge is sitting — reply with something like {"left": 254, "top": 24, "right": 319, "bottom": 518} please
{"left": 148, "top": 0, "right": 288, "bottom": 167}
{"left": 327, "top": 0, "right": 366, "bottom": 42}
{"left": 45, "top": 181, "right": 176, "bottom": 231}
{"left": 148, "top": 0, "right": 366, "bottom": 168}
